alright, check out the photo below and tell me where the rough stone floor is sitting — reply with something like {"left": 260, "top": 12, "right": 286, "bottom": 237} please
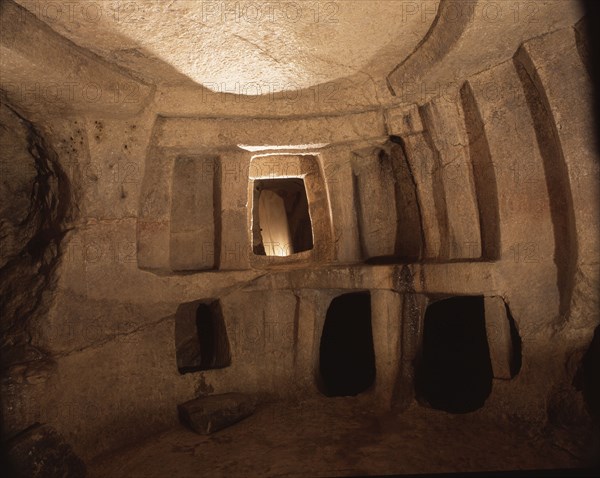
{"left": 89, "top": 397, "right": 587, "bottom": 477}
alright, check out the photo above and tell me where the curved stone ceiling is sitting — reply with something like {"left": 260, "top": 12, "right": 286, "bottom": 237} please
{"left": 16, "top": 0, "right": 439, "bottom": 94}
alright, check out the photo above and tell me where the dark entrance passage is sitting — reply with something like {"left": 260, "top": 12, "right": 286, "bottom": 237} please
{"left": 319, "top": 292, "right": 376, "bottom": 396}
{"left": 416, "top": 296, "right": 493, "bottom": 413}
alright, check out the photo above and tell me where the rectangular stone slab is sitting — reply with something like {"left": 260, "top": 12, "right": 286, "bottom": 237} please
{"left": 484, "top": 296, "right": 513, "bottom": 380}
{"left": 170, "top": 155, "right": 217, "bottom": 271}
{"left": 352, "top": 148, "right": 397, "bottom": 259}
{"left": 178, "top": 393, "right": 255, "bottom": 435}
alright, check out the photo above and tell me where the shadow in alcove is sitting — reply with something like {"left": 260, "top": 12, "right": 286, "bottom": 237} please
{"left": 318, "top": 292, "right": 376, "bottom": 397}
{"left": 573, "top": 2, "right": 600, "bottom": 466}
{"left": 582, "top": 0, "right": 600, "bottom": 148}
{"left": 175, "top": 300, "right": 231, "bottom": 374}
{"left": 572, "top": 327, "right": 600, "bottom": 478}
{"left": 415, "top": 296, "right": 493, "bottom": 414}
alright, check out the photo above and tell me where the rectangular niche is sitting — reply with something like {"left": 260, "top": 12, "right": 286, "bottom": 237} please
{"left": 415, "top": 296, "right": 492, "bottom": 413}
{"left": 248, "top": 154, "right": 333, "bottom": 266}
{"left": 175, "top": 300, "right": 231, "bottom": 374}
{"left": 252, "top": 178, "right": 314, "bottom": 257}
{"left": 169, "top": 155, "right": 219, "bottom": 271}
{"left": 352, "top": 142, "right": 422, "bottom": 263}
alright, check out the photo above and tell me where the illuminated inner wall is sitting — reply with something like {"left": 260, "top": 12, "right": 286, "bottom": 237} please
{"left": 259, "top": 189, "right": 293, "bottom": 257}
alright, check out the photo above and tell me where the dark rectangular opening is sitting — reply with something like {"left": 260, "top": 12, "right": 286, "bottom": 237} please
{"left": 175, "top": 300, "right": 231, "bottom": 374}
{"left": 318, "top": 292, "right": 376, "bottom": 397}
{"left": 415, "top": 296, "right": 493, "bottom": 413}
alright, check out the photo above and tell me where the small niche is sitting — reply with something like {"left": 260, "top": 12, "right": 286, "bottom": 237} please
{"left": 175, "top": 300, "right": 231, "bottom": 374}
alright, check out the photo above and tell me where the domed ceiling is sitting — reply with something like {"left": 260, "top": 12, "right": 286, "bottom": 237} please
{"left": 15, "top": 0, "right": 440, "bottom": 93}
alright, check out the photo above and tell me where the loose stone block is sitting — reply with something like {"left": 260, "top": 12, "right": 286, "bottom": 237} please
{"left": 178, "top": 393, "right": 255, "bottom": 435}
